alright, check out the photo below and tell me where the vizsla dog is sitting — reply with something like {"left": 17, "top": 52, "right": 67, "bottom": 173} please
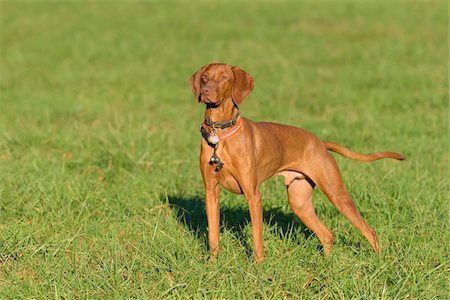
{"left": 190, "top": 63, "right": 405, "bottom": 262}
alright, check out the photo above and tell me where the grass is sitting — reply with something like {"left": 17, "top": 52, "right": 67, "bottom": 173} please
{"left": 0, "top": 0, "right": 448, "bottom": 298}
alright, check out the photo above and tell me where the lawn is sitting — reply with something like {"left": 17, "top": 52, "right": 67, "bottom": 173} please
{"left": 0, "top": 0, "right": 448, "bottom": 298}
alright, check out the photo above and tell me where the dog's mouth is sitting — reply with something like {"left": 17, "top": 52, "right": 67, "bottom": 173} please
{"left": 201, "top": 94, "right": 222, "bottom": 105}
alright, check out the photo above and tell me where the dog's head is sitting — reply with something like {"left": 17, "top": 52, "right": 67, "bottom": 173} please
{"left": 189, "top": 63, "right": 254, "bottom": 106}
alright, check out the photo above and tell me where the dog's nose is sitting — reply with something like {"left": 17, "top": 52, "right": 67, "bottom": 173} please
{"left": 201, "top": 86, "right": 210, "bottom": 95}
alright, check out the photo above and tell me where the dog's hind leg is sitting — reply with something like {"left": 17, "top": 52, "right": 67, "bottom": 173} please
{"left": 286, "top": 177, "right": 334, "bottom": 255}
{"left": 305, "top": 152, "right": 380, "bottom": 253}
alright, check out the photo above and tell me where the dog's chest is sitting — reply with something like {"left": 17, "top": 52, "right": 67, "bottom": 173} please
{"left": 201, "top": 142, "right": 244, "bottom": 194}
{"left": 216, "top": 169, "right": 243, "bottom": 194}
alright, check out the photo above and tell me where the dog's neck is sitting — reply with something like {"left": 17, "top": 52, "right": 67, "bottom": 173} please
{"left": 204, "top": 98, "right": 239, "bottom": 124}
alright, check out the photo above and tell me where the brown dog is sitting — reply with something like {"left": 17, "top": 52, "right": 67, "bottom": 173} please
{"left": 190, "top": 63, "right": 405, "bottom": 262}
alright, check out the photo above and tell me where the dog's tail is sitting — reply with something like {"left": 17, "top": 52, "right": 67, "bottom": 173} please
{"left": 324, "top": 141, "right": 406, "bottom": 162}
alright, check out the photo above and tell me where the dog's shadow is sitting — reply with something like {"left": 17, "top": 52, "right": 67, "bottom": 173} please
{"left": 165, "top": 194, "right": 314, "bottom": 254}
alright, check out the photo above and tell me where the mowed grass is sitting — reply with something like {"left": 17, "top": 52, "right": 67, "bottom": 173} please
{"left": 0, "top": 0, "right": 448, "bottom": 298}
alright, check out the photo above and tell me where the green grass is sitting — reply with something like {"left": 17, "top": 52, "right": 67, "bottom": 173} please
{"left": 1, "top": 0, "right": 448, "bottom": 298}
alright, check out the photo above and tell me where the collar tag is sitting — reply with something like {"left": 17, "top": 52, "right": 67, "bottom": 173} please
{"left": 207, "top": 131, "right": 220, "bottom": 145}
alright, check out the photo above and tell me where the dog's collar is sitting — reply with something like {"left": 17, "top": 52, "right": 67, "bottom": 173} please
{"left": 204, "top": 111, "right": 240, "bottom": 129}
{"left": 200, "top": 110, "right": 243, "bottom": 171}
{"left": 200, "top": 117, "right": 243, "bottom": 144}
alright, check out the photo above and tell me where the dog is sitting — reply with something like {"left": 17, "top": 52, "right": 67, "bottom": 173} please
{"left": 189, "top": 63, "right": 405, "bottom": 262}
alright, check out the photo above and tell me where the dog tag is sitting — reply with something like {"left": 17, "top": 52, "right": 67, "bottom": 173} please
{"left": 209, "top": 143, "right": 224, "bottom": 170}
{"left": 210, "top": 155, "right": 223, "bottom": 170}
{"left": 207, "top": 132, "right": 220, "bottom": 145}
{"left": 210, "top": 155, "right": 219, "bottom": 164}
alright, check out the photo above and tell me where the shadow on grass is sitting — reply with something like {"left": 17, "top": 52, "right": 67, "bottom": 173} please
{"left": 164, "top": 194, "right": 314, "bottom": 254}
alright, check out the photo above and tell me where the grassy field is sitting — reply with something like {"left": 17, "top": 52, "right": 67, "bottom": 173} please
{"left": 1, "top": 0, "right": 448, "bottom": 298}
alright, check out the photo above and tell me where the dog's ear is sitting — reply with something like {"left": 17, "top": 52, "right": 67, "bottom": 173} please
{"left": 189, "top": 64, "right": 209, "bottom": 102}
{"left": 231, "top": 66, "right": 254, "bottom": 105}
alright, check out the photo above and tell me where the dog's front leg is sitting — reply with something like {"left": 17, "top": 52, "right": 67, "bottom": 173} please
{"left": 205, "top": 182, "right": 220, "bottom": 260}
{"left": 245, "top": 189, "right": 264, "bottom": 263}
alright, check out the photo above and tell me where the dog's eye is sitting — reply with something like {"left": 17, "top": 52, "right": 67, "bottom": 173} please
{"left": 220, "top": 75, "right": 228, "bottom": 80}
